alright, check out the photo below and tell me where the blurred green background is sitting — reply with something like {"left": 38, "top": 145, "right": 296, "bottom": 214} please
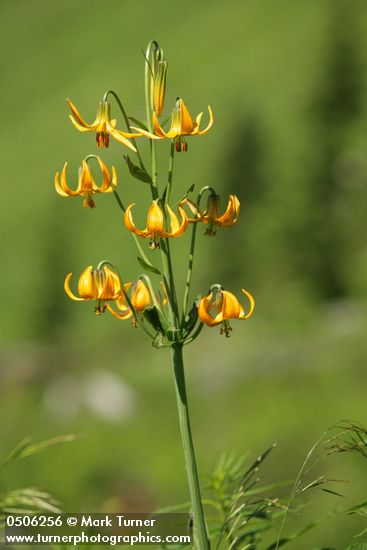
{"left": 2, "top": 0, "right": 367, "bottom": 547}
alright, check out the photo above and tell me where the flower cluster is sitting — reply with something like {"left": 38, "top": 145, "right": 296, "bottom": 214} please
{"left": 55, "top": 40, "right": 254, "bottom": 341}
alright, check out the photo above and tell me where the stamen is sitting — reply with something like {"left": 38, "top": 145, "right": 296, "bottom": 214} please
{"left": 83, "top": 196, "right": 96, "bottom": 209}
{"left": 204, "top": 223, "right": 216, "bottom": 237}
{"left": 175, "top": 137, "right": 188, "bottom": 153}
{"left": 96, "top": 132, "right": 109, "bottom": 148}
{"left": 220, "top": 320, "right": 232, "bottom": 338}
{"left": 149, "top": 237, "right": 160, "bottom": 250}
{"left": 95, "top": 301, "right": 107, "bottom": 315}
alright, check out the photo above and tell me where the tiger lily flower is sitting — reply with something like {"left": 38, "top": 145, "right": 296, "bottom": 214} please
{"left": 64, "top": 263, "right": 122, "bottom": 315}
{"left": 132, "top": 98, "right": 213, "bottom": 152}
{"left": 183, "top": 193, "right": 240, "bottom": 236}
{"left": 198, "top": 288, "right": 255, "bottom": 337}
{"left": 124, "top": 200, "right": 188, "bottom": 249}
{"left": 55, "top": 157, "right": 117, "bottom": 208}
{"left": 107, "top": 279, "right": 151, "bottom": 323}
{"left": 67, "top": 99, "right": 140, "bottom": 151}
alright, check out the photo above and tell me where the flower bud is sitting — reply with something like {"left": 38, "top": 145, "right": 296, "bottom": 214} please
{"left": 153, "top": 59, "right": 167, "bottom": 117}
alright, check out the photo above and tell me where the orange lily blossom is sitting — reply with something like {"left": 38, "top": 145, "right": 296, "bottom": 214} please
{"left": 64, "top": 264, "right": 122, "bottom": 315}
{"left": 198, "top": 288, "right": 255, "bottom": 336}
{"left": 55, "top": 157, "right": 117, "bottom": 208}
{"left": 132, "top": 97, "right": 213, "bottom": 152}
{"left": 107, "top": 279, "right": 151, "bottom": 322}
{"left": 183, "top": 193, "right": 240, "bottom": 235}
{"left": 67, "top": 99, "right": 140, "bottom": 151}
{"left": 124, "top": 200, "right": 188, "bottom": 249}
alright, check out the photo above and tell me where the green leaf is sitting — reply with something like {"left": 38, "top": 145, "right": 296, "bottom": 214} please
{"left": 2, "top": 438, "right": 31, "bottom": 469}
{"left": 156, "top": 501, "right": 191, "bottom": 513}
{"left": 144, "top": 306, "right": 165, "bottom": 334}
{"left": 346, "top": 545, "right": 367, "bottom": 550}
{"left": 3, "top": 435, "right": 80, "bottom": 469}
{"left": 124, "top": 155, "right": 152, "bottom": 184}
{"left": 346, "top": 499, "right": 367, "bottom": 514}
{"left": 137, "top": 256, "right": 162, "bottom": 275}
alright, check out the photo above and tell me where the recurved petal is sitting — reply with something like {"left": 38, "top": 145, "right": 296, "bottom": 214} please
{"left": 182, "top": 198, "right": 204, "bottom": 220}
{"left": 109, "top": 127, "right": 137, "bottom": 152}
{"left": 107, "top": 120, "right": 142, "bottom": 139}
{"left": 98, "top": 269, "right": 117, "bottom": 300}
{"left": 58, "top": 161, "right": 80, "bottom": 196}
{"left": 111, "top": 166, "right": 118, "bottom": 188}
{"left": 104, "top": 266, "right": 122, "bottom": 298}
{"left": 95, "top": 157, "right": 112, "bottom": 192}
{"left": 67, "top": 99, "right": 95, "bottom": 130}
{"left": 114, "top": 285, "right": 133, "bottom": 312}
{"left": 131, "top": 122, "right": 163, "bottom": 140}
{"left": 216, "top": 194, "right": 240, "bottom": 226}
{"left": 64, "top": 272, "right": 84, "bottom": 301}
{"left": 221, "top": 290, "right": 242, "bottom": 319}
{"left": 198, "top": 293, "right": 219, "bottom": 326}
{"left": 192, "top": 112, "right": 203, "bottom": 134}
{"left": 179, "top": 99, "right": 195, "bottom": 134}
{"left": 238, "top": 289, "right": 255, "bottom": 319}
{"left": 55, "top": 166, "right": 69, "bottom": 197}
{"left": 167, "top": 205, "right": 188, "bottom": 236}
{"left": 124, "top": 204, "right": 148, "bottom": 237}
{"left": 152, "top": 112, "right": 170, "bottom": 138}
{"left": 68, "top": 115, "right": 92, "bottom": 133}
{"left": 106, "top": 302, "right": 133, "bottom": 320}
{"left": 197, "top": 105, "right": 214, "bottom": 135}
{"left": 77, "top": 266, "right": 97, "bottom": 299}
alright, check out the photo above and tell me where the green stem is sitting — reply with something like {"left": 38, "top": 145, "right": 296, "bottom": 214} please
{"left": 161, "top": 142, "right": 180, "bottom": 327}
{"left": 161, "top": 239, "right": 180, "bottom": 327}
{"left": 166, "top": 140, "right": 175, "bottom": 205}
{"left": 182, "top": 186, "right": 216, "bottom": 322}
{"left": 171, "top": 344, "right": 210, "bottom": 550}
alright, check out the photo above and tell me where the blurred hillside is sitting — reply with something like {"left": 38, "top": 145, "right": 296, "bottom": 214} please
{"left": 1, "top": 0, "right": 367, "bottom": 548}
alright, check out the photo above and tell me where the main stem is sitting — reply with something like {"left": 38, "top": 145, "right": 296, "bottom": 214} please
{"left": 144, "top": 41, "right": 209, "bottom": 548}
{"left": 171, "top": 343, "right": 210, "bottom": 550}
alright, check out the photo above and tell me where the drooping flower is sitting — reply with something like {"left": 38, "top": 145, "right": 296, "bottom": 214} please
{"left": 183, "top": 193, "right": 240, "bottom": 235}
{"left": 124, "top": 200, "right": 188, "bottom": 249}
{"left": 55, "top": 158, "right": 117, "bottom": 208}
{"left": 198, "top": 288, "right": 255, "bottom": 336}
{"left": 132, "top": 98, "right": 213, "bottom": 152}
{"left": 107, "top": 279, "right": 151, "bottom": 323}
{"left": 64, "top": 263, "right": 122, "bottom": 315}
{"left": 67, "top": 99, "right": 140, "bottom": 151}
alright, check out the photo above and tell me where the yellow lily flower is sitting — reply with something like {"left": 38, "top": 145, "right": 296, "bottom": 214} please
{"left": 64, "top": 264, "right": 122, "bottom": 315}
{"left": 132, "top": 98, "right": 213, "bottom": 152}
{"left": 183, "top": 193, "right": 240, "bottom": 235}
{"left": 124, "top": 200, "right": 188, "bottom": 249}
{"left": 67, "top": 99, "right": 140, "bottom": 151}
{"left": 55, "top": 157, "right": 117, "bottom": 208}
{"left": 107, "top": 279, "right": 151, "bottom": 323}
{"left": 198, "top": 288, "right": 255, "bottom": 336}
